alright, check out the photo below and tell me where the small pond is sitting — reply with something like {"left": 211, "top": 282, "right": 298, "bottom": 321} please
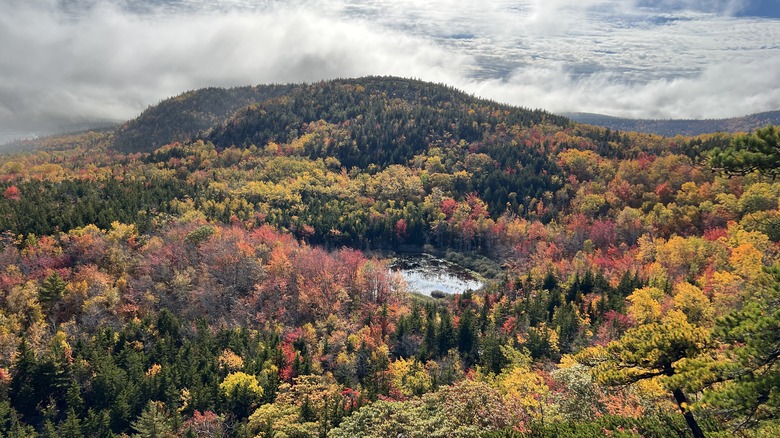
{"left": 389, "top": 253, "right": 484, "bottom": 297}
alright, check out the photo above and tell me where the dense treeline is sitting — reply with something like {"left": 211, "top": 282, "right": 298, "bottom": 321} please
{"left": 1, "top": 78, "right": 779, "bottom": 436}
{"left": 0, "top": 177, "right": 195, "bottom": 236}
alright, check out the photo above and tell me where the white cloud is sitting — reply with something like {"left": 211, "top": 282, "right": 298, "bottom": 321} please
{"left": 467, "top": 54, "right": 780, "bottom": 119}
{"left": 0, "top": 0, "right": 778, "bottom": 135}
{"left": 633, "top": 0, "right": 752, "bottom": 15}
{"left": 0, "top": 0, "right": 470, "bottom": 132}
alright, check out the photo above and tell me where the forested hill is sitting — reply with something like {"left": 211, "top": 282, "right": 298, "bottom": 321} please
{"left": 114, "top": 77, "right": 570, "bottom": 155}
{"left": 208, "top": 78, "right": 570, "bottom": 169}
{"left": 564, "top": 110, "right": 780, "bottom": 137}
{"left": 113, "top": 84, "right": 294, "bottom": 153}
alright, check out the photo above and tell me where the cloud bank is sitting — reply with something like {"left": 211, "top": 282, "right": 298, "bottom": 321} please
{"left": 1, "top": 0, "right": 779, "bottom": 136}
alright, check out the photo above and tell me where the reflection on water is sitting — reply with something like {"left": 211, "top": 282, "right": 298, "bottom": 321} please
{"left": 389, "top": 253, "right": 484, "bottom": 297}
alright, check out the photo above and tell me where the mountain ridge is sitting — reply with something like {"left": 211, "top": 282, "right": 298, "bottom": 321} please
{"left": 562, "top": 110, "right": 780, "bottom": 137}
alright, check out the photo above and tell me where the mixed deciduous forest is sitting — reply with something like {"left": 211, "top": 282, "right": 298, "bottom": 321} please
{"left": 0, "top": 77, "right": 778, "bottom": 437}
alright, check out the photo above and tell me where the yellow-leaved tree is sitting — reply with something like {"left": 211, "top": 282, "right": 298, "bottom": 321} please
{"left": 219, "top": 372, "right": 263, "bottom": 419}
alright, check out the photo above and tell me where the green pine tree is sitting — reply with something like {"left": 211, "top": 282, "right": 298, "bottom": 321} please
{"left": 131, "top": 401, "right": 173, "bottom": 438}
{"left": 704, "top": 265, "right": 780, "bottom": 433}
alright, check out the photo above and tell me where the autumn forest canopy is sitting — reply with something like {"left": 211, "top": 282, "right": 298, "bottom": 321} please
{"left": 0, "top": 77, "right": 779, "bottom": 437}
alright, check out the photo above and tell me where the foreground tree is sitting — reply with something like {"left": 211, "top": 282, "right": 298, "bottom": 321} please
{"left": 704, "top": 265, "right": 780, "bottom": 433}
{"left": 709, "top": 125, "right": 779, "bottom": 178}
{"left": 578, "top": 310, "right": 712, "bottom": 438}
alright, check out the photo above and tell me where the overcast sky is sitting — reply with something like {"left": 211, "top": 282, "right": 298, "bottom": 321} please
{"left": 1, "top": 0, "right": 779, "bottom": 138}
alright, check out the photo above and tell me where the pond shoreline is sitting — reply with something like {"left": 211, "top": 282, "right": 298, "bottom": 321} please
{"left": 387, "top": 252, "right": 486, "bottom": 298}
{"left": 367, "top": 244, "right": 502, "bottom": 280}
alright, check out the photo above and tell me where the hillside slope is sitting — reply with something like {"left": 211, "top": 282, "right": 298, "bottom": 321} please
{"left": 113, "top": 84, "right": 293, "bottom": 152}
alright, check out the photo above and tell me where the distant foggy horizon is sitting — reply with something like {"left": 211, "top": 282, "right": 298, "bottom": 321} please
{"left": 2, "top": 0, "right": 779, "bottom": 140}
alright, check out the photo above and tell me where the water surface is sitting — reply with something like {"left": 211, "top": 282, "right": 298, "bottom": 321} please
{"left": 389, "top": 253, "right": 484, "bottom": 297}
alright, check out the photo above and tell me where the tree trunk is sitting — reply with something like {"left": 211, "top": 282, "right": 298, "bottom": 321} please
{"left": 672, "top": 387, "right": 706, "bottom": 438}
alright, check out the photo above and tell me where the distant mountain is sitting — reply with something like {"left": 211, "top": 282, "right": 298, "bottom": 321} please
{"left": 112, "top": 77, "right": 570, "bottom": 156}
{"left": 113, "top": 85, "right": 294, "bottom": 153}
{"left": 1, "top": 120, "right": 119, "bottom": 153}
{"left": 563, "top": 110, "right": 780, "bottom": 137}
